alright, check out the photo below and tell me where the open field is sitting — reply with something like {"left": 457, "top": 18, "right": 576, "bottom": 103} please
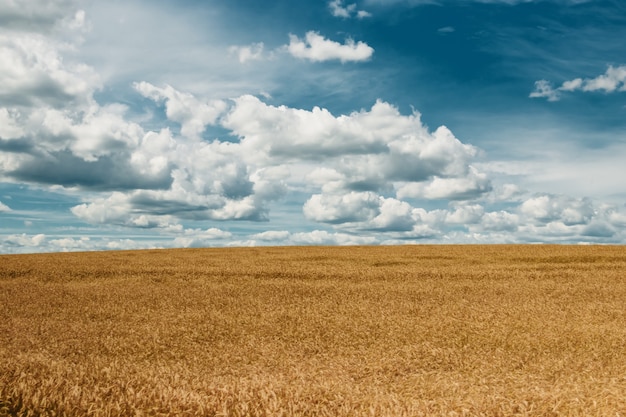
{"left": 1, "top": 245, "right": 626, "bottom": 416}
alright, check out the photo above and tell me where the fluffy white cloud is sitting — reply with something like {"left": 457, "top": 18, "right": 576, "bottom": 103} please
{"left": 71, "top": 192, "right": 181, "bottom": 228}
{"left": 1, "top": 104, "right": 173, "bottom": 190}
{"left": 477, "top": 210, "right": 520, "bottom": 232}
{"left": 69, "top": 134, "right": 273, "bottom": 224}
{"left": 303, "top": 192, "right": 381, "bottom": 224}
{"left": 396, "top": 166, "right": 491, "bottom": 200}
{"left": 490, "top": 193, "right": 626, "bottom": 242}
{"left": 304, "top": 191, "right": 449, "bottom": 236}
{"left": 0, "top": 32, "right": 100, "bottom": 108}
{"left": 0, "top": 228, "right": 234, "bottom": 253}
{"left": 0, "top": 233, "right": 166, "bottom": 254}
{"left": 446, "top": 204, "right": 484, "bottom": 224}
{"left": 464, "top": 204, "right": 622, "bottom": 243}
{"left": 220, "top": 94, "right": 494, "bottom": 238}
{"left": 530, "top": 65, "right": 626, "bottom": 101}
{"left": 580, "top": 65, "right": 626, "bottom": 93}
{"left": 48, "top": 236, "right": 93, "bottom": 252}
{"left": 224, "top": 96, "right": 484, "bottom": 198}
{"left": 560, "top": 78, "right": 583, "bottom": 91}
{"left": 329, "top": 0, "right": 371, "bottom": 18}
{"left": 287, "top": 31, "right": 374, "bottom": 63}
{"left": 520, "top": 194, "right": 594, "bottom": 225}
{"left": 367, "top": 197, "right": 419, "bottom": 231}
{"left": 296, "top": 190, "right": 626, "bottom": 244}
{"left": 0, "top": 13, "right": 181, "bottom": 191}
{"left": 0, "top": 200, "right": 11, "bottom": 212}
{"left": 384, "top": 124, "right": 479, "bottom": 180}
{"left": 0, "top": 84, "right": 281, "bottom": 228}
{"left": 134, "top": 82, "right": 227, "bottom": 140}
{"left": 486, "top": 183, "right": 525, "bottom": 203}
{"left": 2, "top": 233, "right": 46, "bottom": 250}
{"left": 224, "top": 95, "right": 391, "bottom": 161}
{"left": 250, "top": 166, "right": 289, "bottom": 201}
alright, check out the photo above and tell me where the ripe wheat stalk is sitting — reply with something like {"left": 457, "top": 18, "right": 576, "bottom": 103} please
{"left": 1, "top": 245, "right": 626, "bottom": 416}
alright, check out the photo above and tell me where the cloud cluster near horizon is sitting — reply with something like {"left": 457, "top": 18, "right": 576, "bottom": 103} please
{"left": 5, "top": 51, "right": 626, "bottom": 253}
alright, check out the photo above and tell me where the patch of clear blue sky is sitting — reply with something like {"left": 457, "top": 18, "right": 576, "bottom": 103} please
{"left": 0, "top": 184, "right": 80, "bottom": 233}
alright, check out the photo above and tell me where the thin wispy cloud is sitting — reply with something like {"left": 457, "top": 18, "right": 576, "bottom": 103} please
{"left": 329, "top": 0, "right": 372, "bottom": 18}
{"left": 229, "top": 43, "right": 265, "bottom": 64}
{"left": 437, "top": 26, "right": 455, "bottom": 34}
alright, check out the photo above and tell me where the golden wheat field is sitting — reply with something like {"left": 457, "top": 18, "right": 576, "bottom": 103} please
{"left": 1, "top": 245, "right": 626, "bottom": 416}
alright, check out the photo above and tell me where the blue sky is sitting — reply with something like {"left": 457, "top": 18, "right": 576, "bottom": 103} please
{"left": 1, "top": 0, "right": 626, "bottom": 253}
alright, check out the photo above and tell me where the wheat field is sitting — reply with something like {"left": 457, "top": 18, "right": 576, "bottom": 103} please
{"left": 1, "top": 245, "right": 626, "bottom": 416}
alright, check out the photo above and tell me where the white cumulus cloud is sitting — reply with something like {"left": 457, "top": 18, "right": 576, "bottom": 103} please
{"left": 530, "top": 65, "right": 626, "bottom": 101}
{"left": 134, "top": 82, "right": 228, "bottom": 140}
{"left": 224, "top": 96, "right": 484, "bottom": 198}
{"left": 287, "top": 31, "right": 374, "bottom": 63}
{"left": 2, "top": 233, "right": 46, "bottom": 250}
{"left": 396, "top": 166, "right": 491, "bottom": 200}
{"left": 0, "top": 32, "right": 100, "bottom": 108}
{"left": 367, "top": 197, "right": 419, "bottom": 231}
{"left": 520, "top": 194, "right": 594, "bottom": 225}
{"left": 303, "top": 192, "right": 381, "bottom": 224}
{"left": 581, "top": 65, "right": 626, "bottom": 93}
{"left": 445, "top": 204, "right": 484, "bottom": 224}
{"left": 476, "top": 211, "right": 520, "bottom": 232}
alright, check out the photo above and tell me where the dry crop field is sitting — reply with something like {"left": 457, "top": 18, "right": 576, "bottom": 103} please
{"left": 1, "top": 245, "right": 626, "bottom": 416}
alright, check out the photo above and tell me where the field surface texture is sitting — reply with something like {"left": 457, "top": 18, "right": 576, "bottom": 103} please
{"left": 1, "top": 245, "right": 626, "bottom": 416}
